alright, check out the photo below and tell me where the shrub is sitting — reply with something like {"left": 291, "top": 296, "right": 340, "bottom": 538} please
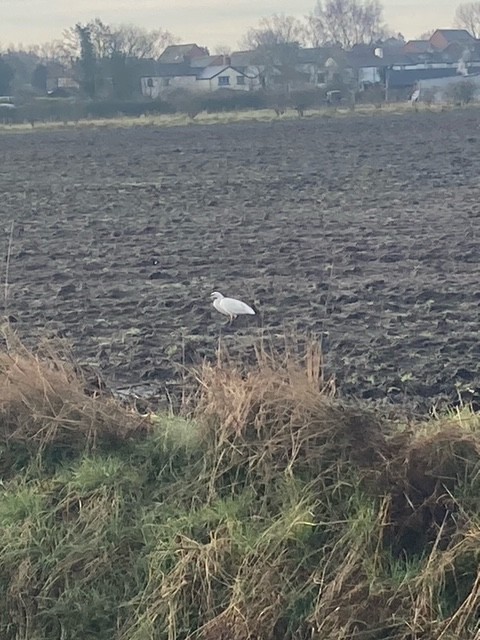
{"left": 446, "top": 80, "right": 477, "bottom": 106}
{"left": 422, "top": 87, "right": 437, "bottom": 106}
{"left": 264, "top": 89, "right": 289, "bottom": 115}
{"left": 290, "top": 88, "right": 324, "bottom": 116}
{"left": 199, "top": 89, "right": 268, "bottom": 113}
{"left": 85, "top": 99, "right": 174, "bottom": 119}
{"left": 13, "top": 97, "right": 174, "bottom": 124}
{"left": 0, "top": 333, "right": 149, "bottom": 477}
{"left": 167, "top": 88, "right": 204, "bottom": 119}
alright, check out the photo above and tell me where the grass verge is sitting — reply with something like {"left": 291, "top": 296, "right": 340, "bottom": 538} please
{"left": 0, "top": 102, "right": 461, "bottom": 134}
{"left": 0, "top": 336, "right": 479, "bottom": 639}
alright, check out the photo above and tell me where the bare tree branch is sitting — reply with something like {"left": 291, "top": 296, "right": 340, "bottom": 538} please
{"left": 212, "top": 44, "right": 232, "bottom": 56}
{"left": 308, "top": 0, "right": 387, "bottom": 48}
{"left": 455, "top": 2, "right": 480, "bottom": 38}
{"left": 62, "top": 21, "right": 176, "bottom": 61}
{"left": 240, "top": 14, "right": 306, "bottom": 91}
{"left": 242, "top": 14, "right": 306, "bottom": 50}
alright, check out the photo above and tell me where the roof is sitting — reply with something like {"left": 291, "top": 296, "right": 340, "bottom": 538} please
{"left": 190, "top": 55, "right": 224, "bottom": 68}
{"left": 127, "top": 58, "right": 158, "bottom": 76}
{"left": 387, "top": 67, "right": 459, "bottom": 88}
{"left": 197, "top": 65, "right": 257, "bottom": 80}
{"left": 230, "top": 51, "right": 258, "bottom": 67}
{"left": 470, "top": 41, "right": 480, "bottom": 60}
{"left": 296, "top": 47, "right": 334, "bottom": 64}
{"left": 390, "top": 53, "right": 420, "bottom": 65}
{"left": 381, "top": 37, "right": 406, "bottom": 50}
{"left": 403, "top": 40, "right": 431, "bottom": 53}
{"left": 346, "top": 51, "right": 387, "bottom": 69}
{"left": 154, "top": 63, "right": 200, "bottom": 78}
{"left": 431, "top": 29, "right": 475, "bottom": 45}
{"left": 158, "top": 44, "right": 207, "bottom": 64}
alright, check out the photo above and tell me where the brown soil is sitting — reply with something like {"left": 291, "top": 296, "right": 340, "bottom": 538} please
{"left": 1, "top": 109, "right": 480, "bottom": 410}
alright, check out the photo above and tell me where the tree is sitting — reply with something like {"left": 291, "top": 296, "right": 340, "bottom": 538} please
{"left": 28, "top": 40, "right": 72, "bottom": 65}
{"left": 31, "top": 63, "right": 47, "bottom": 93}
{"left": 0, "top": 56, "right": 14, "bottom": 94}
{"left": 243, "top": 14, "right": 306, "bottom": 50}
{"left": 455, "top": 2, "right": 480, "bottom": 38}
{"left": 110, "top": 52, "right": 133, "bottom": 99}
{"left": 64, "top": 20, "right": 176, "bottom": 98}
{"left": 76, "top": 24, "right": 96, "bottom": 98}
{"left": 308, "top": 0, "right": 387, "bottom": 48}
{"left": 63, "top": 20, "right": 175, "bottom": 60}
{"left": 109, "top": 24, "right": 175, "bottom": 58}
{"left": 242, "top": 15, "right": 305, "bottom": 90}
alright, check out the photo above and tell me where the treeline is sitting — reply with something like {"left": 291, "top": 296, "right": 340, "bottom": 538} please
{"left": 0, "top": 20, "right": 175, "bottom": 100}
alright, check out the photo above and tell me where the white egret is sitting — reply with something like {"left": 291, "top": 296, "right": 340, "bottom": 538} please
{"left": 210, "top": 291, "right": 255, "bottom": 324}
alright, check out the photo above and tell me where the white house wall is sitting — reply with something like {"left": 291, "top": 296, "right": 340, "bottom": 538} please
{"left": 169, "top": 76, "right": 198, "bottom": 91}
{"left": 142, "top": 69, "right": 260, "bottom": 98}
{"left": 141, "top": 75, "right": 197, "bottom": 98}
{"left": 202, "top": 67, "right": 259, "bottom": 91}
{"left": 358, "top": 67, "right": 382, "bottom": 84}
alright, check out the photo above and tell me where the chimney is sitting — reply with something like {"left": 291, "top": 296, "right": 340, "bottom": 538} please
{"left": 223, "top": 55, "right": 231, "bottom": 66}
{"left": 374, "top": 47, "right": 383, "bottom": 58}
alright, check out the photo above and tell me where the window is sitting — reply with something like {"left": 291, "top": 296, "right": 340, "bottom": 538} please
{"left": 317, "top": 73, "right": 326, "bottom": 84}
{"left": 218, "top": 76, "right": 230, "bottom": 86}
{"left": 236, "top": 75, "right": 245, "bottom": 85}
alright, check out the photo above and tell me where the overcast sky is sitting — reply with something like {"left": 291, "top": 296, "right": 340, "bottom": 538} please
{"left": 1, "top": 0, "right": 466, "bottom": 49}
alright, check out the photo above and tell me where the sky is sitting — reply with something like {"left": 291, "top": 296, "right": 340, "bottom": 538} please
{"left": 0, "top": 0, "right": 467, "bottom": 50}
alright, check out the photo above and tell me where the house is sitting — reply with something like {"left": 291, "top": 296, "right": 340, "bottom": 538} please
{"left": 140, "top": 62, "right": 260, "bottom": 97}
{"left": 429, "top": 29, "right": 475, "bottom": 51}
{"left": 381, "top": 36, "right": 406, "bottom": 52}
{"left": 190, "top": 55, "right": 225, "bottom": 68}
{"left": 403, "top": 40, "right": 431, "bottom": 54}
{"left": 402, "top": 30, "right": 476, "bottom": 58}
{"left": 141, "top": 63, "right": 200, "bottom": 97}
{"left": 195, "top": 66, "right": 260, "bottom": 91}
{"left": 386, "top": 66, "right": 460, "bottom": 91}
{"left": 158, "top": 44, "right": 209, "bottom": 64}
{"left": 230, "top": 51, "right": 256, "bottom": 68}
{"left": 322, "top": 44, "right": 399, "bottom": 91}
{"left": 295, "top": 47, "right": 338, "bottom": 85}
{"left": 384, "top": 45, "right": 480, "bottom": 92}
{"left": 344, "top": 45, "right": 389, "bottom": 87}
{"left": 46, "top": 61, "right": 80, "bottom": 93}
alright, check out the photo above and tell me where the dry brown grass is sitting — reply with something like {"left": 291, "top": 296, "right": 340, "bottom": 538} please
{"left": 193, "top": 340, "right": 390, "bottom": 497}
{"left": 0, "top": 330, "right": 149, "bottom": 474}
